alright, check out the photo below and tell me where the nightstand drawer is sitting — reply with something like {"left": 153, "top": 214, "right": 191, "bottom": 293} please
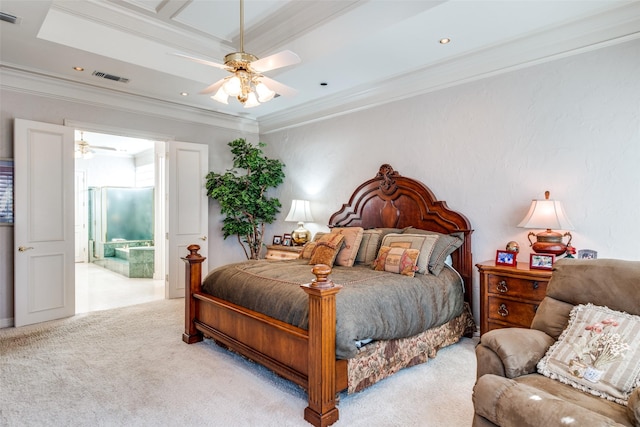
{"left": 265, "top": 245, "right": 303, "bottom": 260}
{"left": 487, "top": 274, "right": 548, "bottom": 300}
{"left": 487, "top": 296, "right": 539, "bottom": 328}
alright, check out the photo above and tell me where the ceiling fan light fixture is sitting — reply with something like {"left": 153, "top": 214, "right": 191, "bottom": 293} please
{"left": 212, "top": 87, "right": 229, "bottom": 104}
{"left": 256, "top": 82, "right": 275, "bottom": 103}
{"left": 223, "top": 76, "right": 242, "bottom": 97}
{"left": 244, "top": 92, "right": 260, "bottom": 108}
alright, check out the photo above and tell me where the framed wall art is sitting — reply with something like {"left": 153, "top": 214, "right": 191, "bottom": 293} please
{"left": 0, "top": 159, "right": 13, "bottom": 225}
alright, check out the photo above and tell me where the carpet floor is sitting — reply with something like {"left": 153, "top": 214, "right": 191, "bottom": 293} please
{"left": 0, "top": 299, "right": 478, "bottom": 426}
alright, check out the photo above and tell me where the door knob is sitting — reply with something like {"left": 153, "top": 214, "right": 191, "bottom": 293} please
{"left": 200, "top": 236, "right": 207, "bottom": 241}
{"left": 18, "top": 246, "right": 34, "bottom": 252}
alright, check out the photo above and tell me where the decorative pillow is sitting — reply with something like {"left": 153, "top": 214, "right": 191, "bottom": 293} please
{"left": 537, "top": 303, "right": 640, "bottom": 405}
{"left": 308, "top": 233, "right": 345, "bottom": 267}
{"left": 372, "top": 246, "right": 420, "bottom": 277}
{"left": 402, "top": 228, "right": 464, "bottom": 275}
{"left": 379, "top": 233, "right": 438, "bottom": 275}
{"left": 355, "top": 229, "right": 383, "bottom": 266}
{"left": 300, "top": 242, "right": 317, "bottom": 259}
{"left": 331, "top": 227, "right": 364, "bottom": 267}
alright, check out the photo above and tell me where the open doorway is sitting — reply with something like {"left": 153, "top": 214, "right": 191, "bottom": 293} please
{"left": 74, "top": 130, "right": 164, "bottom": 313}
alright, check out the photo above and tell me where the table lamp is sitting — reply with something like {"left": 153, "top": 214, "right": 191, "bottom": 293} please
{"left": 285, "top": 199, "right": 314, "bottom": 245}
{"left": 517, "top": 191, "right": 573, "bottom": 255}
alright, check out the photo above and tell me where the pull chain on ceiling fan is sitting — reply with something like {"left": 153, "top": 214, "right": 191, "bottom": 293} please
{"left": 174, "top": 0, "right": 301, "bottom": 108}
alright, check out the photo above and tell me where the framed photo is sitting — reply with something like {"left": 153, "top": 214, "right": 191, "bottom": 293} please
{"left": 530, "top": 253, "right": 555, "bottom": 270}
{"left": 495, "top": 250, "right": 517, "bottom": 267}
{"left": 578, "top": 249, "right": 598, "bottom": 259}
{"left": 282, "top": 235, "right": 292, "bottom": 247}
{"left": 0, "top": 159, "right": 14, "bottom": 225}
{"left": 272, "top": 235, "right": 282, "bottom": 245}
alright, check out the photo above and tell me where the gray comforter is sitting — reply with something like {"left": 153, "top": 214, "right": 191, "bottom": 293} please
{"left": 202, "top": 259, "right": 464, "bottom": 359}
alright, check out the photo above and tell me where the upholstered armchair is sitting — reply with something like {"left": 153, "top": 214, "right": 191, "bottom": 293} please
{"left": 473, "top": 258, "right": 640, "bottom": 427}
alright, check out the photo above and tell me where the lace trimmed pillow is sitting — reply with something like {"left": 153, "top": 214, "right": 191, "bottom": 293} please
{"left": 537, "top": 303, "right": 640, "bottom": 405}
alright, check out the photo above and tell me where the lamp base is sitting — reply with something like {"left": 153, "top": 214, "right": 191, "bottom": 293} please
{"left": 528, "top": 230, "right": 572, "bottom": 256}
{"left": 291, "top": 222, "right": 311, "bottom": 246}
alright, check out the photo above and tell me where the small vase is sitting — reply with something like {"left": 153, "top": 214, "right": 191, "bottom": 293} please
{"left": 569, "top": 359, "right": 587, "bottom": 378}
{"left": 583, "top": 366, "right": 605, "bottom": 383}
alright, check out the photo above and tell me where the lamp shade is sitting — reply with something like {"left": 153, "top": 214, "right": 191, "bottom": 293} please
{"left": 517, "top": 194, "right": 574, "bottom": 231}
{"left": 517, "top": 191, "right": 574, "bottom": 255}
{"left": 285, "top": 200, "right": 314, "bottom": 223}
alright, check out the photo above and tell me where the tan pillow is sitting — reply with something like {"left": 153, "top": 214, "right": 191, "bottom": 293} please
{"left": 379, "top": 233, "right": 438, "bottom": 274}
{"left": 300, "top": 242, "right": 316, "bottom": 259}
{"left": 537, "top": 303, "right": 640, "bottom": 405}
{"left": 308, "top": 233, "right": 345, "bottom": 267}
{"left": 331, "top": 227, "right": 364, "bottom": 267}
{"left": 402, "top": 228, "right": 464, "bottom": 275}
{"left": 372, "top": 246, "right": 420, "bottom": 277}
{"left": 355, "top": 229, "right": 383, "bottom": 266}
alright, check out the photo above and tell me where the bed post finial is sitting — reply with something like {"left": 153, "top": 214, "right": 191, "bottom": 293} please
{"left": 182, "top": 244, "right": 206, "bottom": 344}
{"left": 309, "top": 264, "right": 334, "bottom": 288}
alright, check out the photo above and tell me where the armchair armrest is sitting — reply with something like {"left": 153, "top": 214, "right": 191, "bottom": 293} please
{"left": 478, "top": 328, "right": 555, "bottom": 379}
{"left": 628, "top": 387, "right": 640, "bottom": 426}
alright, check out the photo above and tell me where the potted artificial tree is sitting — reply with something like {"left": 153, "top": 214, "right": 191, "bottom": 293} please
{"left": 206, "top": 138, "right": 285, "bottom": 259}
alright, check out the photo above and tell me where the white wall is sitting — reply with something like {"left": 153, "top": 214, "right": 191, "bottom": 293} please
{"left": 261, "top": 38, "right": 640, "bottom": 318}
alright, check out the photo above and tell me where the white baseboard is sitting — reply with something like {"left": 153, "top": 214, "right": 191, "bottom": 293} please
{"left": 0, "top": 317, "right": 15, "bottom": 328}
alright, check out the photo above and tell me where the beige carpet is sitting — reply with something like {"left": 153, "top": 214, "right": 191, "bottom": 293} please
{"left": 0, "top": 299, "right": 478, "bottom": 426}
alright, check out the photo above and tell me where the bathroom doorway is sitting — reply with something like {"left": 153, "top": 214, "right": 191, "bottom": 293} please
{"left": 74, "top": 130, "right": 165, "bottom": 313}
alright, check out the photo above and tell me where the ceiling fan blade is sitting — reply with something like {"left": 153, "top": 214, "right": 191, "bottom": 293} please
{"left": 260, "top": 76, "right": 298, "bottom": 97}
{"left": 172, "top": 52, "right": 228, "bottom": 70}
{"left": 251, "top": 50, "right": 301, "bottom": 73}
{"left": 199, "top": 79, "right": 226, "bottom": 95}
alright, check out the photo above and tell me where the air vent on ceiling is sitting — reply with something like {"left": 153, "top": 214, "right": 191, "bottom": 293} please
{"left": 92, "top": 71, "right": 130, "bottom": 84}
{"left": 0, "top": 11, "right": 20, "bottom": 24}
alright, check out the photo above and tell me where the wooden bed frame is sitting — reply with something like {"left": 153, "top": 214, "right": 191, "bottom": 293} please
{"left": 182, "top": 164, "right": 473, "bottom": 427}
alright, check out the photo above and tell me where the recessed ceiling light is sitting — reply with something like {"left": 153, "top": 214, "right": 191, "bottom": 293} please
{"left": 439, "top": 38, "right": 451, "bottom": 44}
{"left": 180, "top": 92, "right": 188, "bottom": 96}
{"left": 73, "top": 66, "right": 85, "bottom": 72}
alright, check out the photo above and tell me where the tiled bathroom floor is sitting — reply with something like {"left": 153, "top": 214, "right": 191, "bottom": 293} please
{"left": 75, "top": 262, "right": 165, "bottom": 314}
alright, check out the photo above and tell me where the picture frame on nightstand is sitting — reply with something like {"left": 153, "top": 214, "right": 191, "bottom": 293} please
{"left": 282, "top": 234, "right": 292, "bottom": 246}
{"left": 272, "top": 235, "right": 282, "bottom": 245}
{"left": 495, "top": 250, "right": 517, "bottom": 267}
{"left": 530, "top": 253, "right": 555, "bottom": 270}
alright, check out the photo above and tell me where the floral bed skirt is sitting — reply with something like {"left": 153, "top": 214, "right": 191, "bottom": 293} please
{"left": 346, "top": 303, "right": 476, "bottom": 394}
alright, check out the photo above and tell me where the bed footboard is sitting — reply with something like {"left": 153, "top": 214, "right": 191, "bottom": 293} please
{"left": 182, "top": 246, "right": 344, "bottom": 427}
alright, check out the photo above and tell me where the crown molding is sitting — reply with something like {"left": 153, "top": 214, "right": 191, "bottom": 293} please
{"left": 0, "top": 67, "right": 259, "bottom": 134}
{"left": 258, "top": 3, "right": 640, "bottom": 134}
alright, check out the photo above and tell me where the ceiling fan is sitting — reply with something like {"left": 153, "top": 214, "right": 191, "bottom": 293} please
{"left": 75, "top": 131, "right": 116, "bottom": 159}
{"left": 174, "top": 0, "right": 301, "bottom": 108}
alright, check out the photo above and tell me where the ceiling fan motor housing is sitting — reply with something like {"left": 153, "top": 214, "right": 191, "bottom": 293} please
{"left": 224, "top": 52, "right": 258, "bottom": 71}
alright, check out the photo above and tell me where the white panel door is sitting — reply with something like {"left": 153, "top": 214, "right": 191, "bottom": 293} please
{"left": 14, "top": 119, "right": 75, "bottom": 327}
{"left": 166, "top": 141, "right": 208, "bottom": 299}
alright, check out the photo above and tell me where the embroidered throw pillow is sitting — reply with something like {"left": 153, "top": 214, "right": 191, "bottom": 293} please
{"left": 372, "top": 246, "right": 420, "bottom": 277}
{"left": 331, "top": 227, "right": 364, "bottom": 267}
{"left": 537, "top": 303, "right": 640, "bottom": 405}
{"left": 379, "top": 233, "right": 438, "bottom": 274}
{"left": 308, "top": 233, "right": 345, "bottom": 267}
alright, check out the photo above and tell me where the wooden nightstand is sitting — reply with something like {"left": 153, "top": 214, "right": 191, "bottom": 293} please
{"left": 477, "top": 260, "right": 553, "bottom": 335}
{"left": 265, "top": 245, "right": 303, "bottom": 260}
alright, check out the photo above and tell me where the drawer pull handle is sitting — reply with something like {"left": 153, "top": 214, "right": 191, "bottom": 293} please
{"left": 532, "top": 281, "right": 539, "bottom": 290}
{"left": 498, "top": 303, "right": 509, "bottom": 317}
{"left": 496, "top": 280, "right": 508, "bottom": 293}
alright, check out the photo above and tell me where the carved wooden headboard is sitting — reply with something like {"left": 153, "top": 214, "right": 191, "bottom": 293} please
{"left": 328, "top": 164, "right": 474, "bottom": 305}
